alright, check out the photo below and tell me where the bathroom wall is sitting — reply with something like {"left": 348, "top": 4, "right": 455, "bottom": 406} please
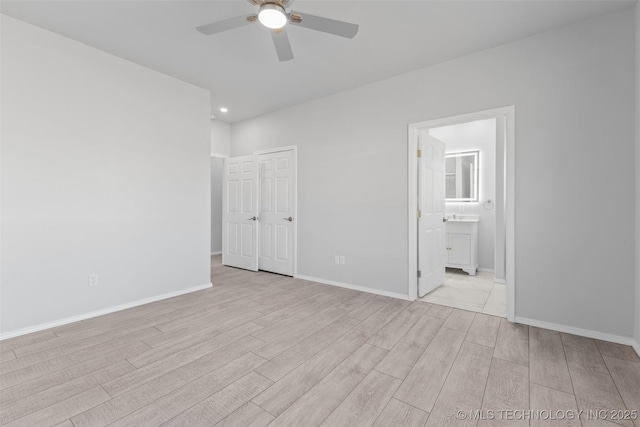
{"left": 431, "top": 118, "right": 497, "bottom": 272}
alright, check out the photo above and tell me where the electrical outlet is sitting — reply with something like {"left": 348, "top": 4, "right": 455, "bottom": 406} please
{"left": 88, "top": 274, "right": 99, "bottom": 287}
{"left": 340, "top": 256, "right": 346, "bottom": 265}
{"left": 334, "top": 255, "right": 340, "bottom": 264}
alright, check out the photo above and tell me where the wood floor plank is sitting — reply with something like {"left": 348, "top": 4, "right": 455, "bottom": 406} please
{"left": 354, "top": 298, "right": 411, "bottom": 336}
{"left": 320, "top": 370, "right": 401, "bottom": 427}
{"left": 0, "top": 360, "right": 134, "bottom": 425}
{"left": 252, "top": 329, "right": 372, "bottom": 417}
{"left": 529, "top": 326, "right": 573, "bottom": 393}
{"left": 143, "top": 309, "right": 263, "bottom": 348}
{"left": 1, "top": 350, "right": 16, "bottom": 362}
{"left": 372, "top": 398, "right": 429, "bottom": 427}
{"left": 253, "top": 292, "right": 337, "bottom": 327}
{"left": 253, "top": 307, "right": 350, "bottom": 359}
{"left": 394, "top": 326, "right": 466, "bottom": 413}
{"left": 108, "top": 354, "right": 268, "bottom": 427}
{"left": 602, "top": 356, "right": 640, "bottom": 418}
{"left": 346, "top": 295, "right": 393, "bottom": 321}
{"left": 426, "top": 341, "right": 493, "bottom": 427}
{"left": 0, "top": 330, "right": 58, "bottom": 353}
{"left": 2, "top": 326, "right": 160, "bottom": 374}
{"left": 213, "top": 401, "right": 274, "bottom": 427}
{"left": 441, "top": 309, "right": 476, "bottom": 332}
{"left": 478, "top": 357, "right": 529, "bottom": 426}
{"left": 49, "top": 301, "right": 174, "bottom": 337}
{"left": 596, "top": 341, "right": 640, "bottom": 363}
{"left": 561, "top": 333, "right": 632, "bottom": 427}
{"left": 267, "top": 343, "right": 388, "bottom": 427}
{"left": 155, "top": 299, "right": 261, "bottom": 332}
{"left": 0, "top": 341, "right": 150, "bottom": 405}
{"left": 335, "top": 292, "right": 376, "bottom": 311}
{"left": 253, "top": 301, "right": 346, "bottom": 345}
{"left": 129, "top": 321, "right": 263, "bottom": 368}
{"left": 375, "top": 315, "right": 444, "bottom": 380}
{"left": 102, "top": 335, "right": 263, "bottom": 397}
{"left": 249, "top": 286, "right": 328, "bottom": 316}
{"left": 426, "top": 304, "right": 453, "bottom": 319}
{"left": 529, "top": 383, "right": 581, "bottom": 427}
{"left": 465, "top": 313, "right": 501, "bottom": 348}
{"left": 161, "top": 372, "right": 273, "bottom": 427}
{"left": 255, "top": 316, "right": 361, "bottom": 382}
{"left": 0, "top": 328, "right": 157, "bottom": 388}
{"left": 10, "top": 314, "right": 166, "bottom": 359}
{"left": 493, "top": 318, "right": 529, "bottom": 366}
{"left": 3, "top": 386, "right": 110, "bottom": 427}
{"left": 72, "top": 348, "right": 265, "bottom": 427}
{"left": 367, "top": 302, "right": 430, "bottom": 350}
{"left": 162, "top": 295, "right": 261, "bottom": 322}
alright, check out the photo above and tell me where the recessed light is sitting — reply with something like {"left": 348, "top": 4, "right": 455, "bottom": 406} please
{"left": 220, "top": 107, "right": 228, "bottom": 113}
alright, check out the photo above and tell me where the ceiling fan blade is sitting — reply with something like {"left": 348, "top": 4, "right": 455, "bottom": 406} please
{"left": 196, "top": 14, "right": 257, "bottom": 35}
{"left": 282, "top": 0, "right": 295, "bottom": 7}
{"left": 289, "top": 11, "right": 358, "bottom": 38}
{"left": 271, "top": 28, "right": 294, "bottom": 61}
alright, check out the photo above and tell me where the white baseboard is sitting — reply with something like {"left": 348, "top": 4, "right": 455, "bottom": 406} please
{"left": 210, "top": 251, "right": 222, "bottom": 256}
{"left": 515, "top": 316, "right": 635, "bottom": 347}
{"left": 478, "top": 268, "right": 494, "bottom": 273}
{"left": 633, "top": 339, "right": 640, "bottom": 358}
{"left": 0, "top": 283, "right": 213, "bottom": 341}
{"left": 294, "top": 274, "right": 413, "bottom": 301}
{"left": 493, "top": 278, "right": 506, "bottom": 284}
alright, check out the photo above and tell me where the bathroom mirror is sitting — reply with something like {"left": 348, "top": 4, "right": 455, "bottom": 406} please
{"left": 445, "top": 150, "right": 479, "bottom": 202}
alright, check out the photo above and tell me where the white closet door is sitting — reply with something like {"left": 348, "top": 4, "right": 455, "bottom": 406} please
{"left": 418, "top": 133, "right": 447, "bottom": 297}
{"left": 258, "top": 150, "right": 295, "bottom": 276}
{"left": 222, "top": 155, "right": 258, "bottom": 271}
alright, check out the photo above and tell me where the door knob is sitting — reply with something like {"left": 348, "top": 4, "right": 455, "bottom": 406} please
{"left": 283, "top": 217, "right": 293, "bottom": 222}
{"left": 443, "top": 217, "right": 448, "bottom": 222}
{"left": 248, "top": 216, "right": 257, "bottom": 221}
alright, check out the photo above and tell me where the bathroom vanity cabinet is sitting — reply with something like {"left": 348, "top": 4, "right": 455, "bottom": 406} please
{"left": 445, "top": 219, "right": 479, "bottom": 275}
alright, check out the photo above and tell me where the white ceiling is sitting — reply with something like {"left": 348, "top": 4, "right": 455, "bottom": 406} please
{"left": 1, "top": 0, "right": 635, "bottom": 122}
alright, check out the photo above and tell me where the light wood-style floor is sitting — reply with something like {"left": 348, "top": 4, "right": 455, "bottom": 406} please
{"left": 1, "top": 259, "right": 639, "bottom": 427}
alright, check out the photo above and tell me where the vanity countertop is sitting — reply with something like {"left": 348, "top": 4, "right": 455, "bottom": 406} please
{"left": 446, "top": 215, "right": 480, "bottom": 223}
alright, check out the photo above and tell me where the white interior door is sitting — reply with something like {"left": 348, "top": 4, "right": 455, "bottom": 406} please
{"left": 418, "top": 133, "right": 447, "bottom": 297}
{"left": 258, "top": 150, "right": 295, "bottom": 276}
{"left": 222, "top": 155, "right": 258, "bottom": 271}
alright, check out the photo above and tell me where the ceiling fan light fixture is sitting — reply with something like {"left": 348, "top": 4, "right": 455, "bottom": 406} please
{"left": 258, "top": 4, "right": 287, "bottom": 29}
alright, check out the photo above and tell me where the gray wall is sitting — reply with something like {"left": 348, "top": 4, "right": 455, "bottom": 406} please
{"left": 232, "top": 9, "right": 636, "bottom": 338}
{"left": 211, "top": 157, "right": 224, "bottom": 254}
{"left": 1, "top": 16, "right": 211, "bottom": 335}
{"left": 211, "top": 120, "right": 231, "bottom": 156}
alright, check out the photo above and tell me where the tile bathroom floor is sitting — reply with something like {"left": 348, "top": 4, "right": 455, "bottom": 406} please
{"left": 418, "top": 268, "right": 506, "bottom": 317}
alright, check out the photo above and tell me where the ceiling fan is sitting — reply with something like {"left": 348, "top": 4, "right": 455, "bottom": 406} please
{"left": 196, "top": 0, "right": 359, "bottom": 62}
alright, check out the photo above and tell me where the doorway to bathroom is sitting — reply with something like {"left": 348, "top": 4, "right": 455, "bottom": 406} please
{"left": 408, "top": 106, "right": 515, "bottom": 321}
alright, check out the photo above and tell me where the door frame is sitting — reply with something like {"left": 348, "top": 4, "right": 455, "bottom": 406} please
{"left": 253, "top": 145, "right": 299, "bottom": 277}
{"left": 407, "top": 106, "right": 516, "bottom": 321}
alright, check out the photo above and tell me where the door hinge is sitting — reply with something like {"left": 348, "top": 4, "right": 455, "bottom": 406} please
{"left": 416, "top": 149, "right": 422, "bottom": 158}
{"left": 417, "top": 270, "right": 422, "bottom": 278}
{"left": 417, "top": 210, "right": 422, "bottom": 218}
